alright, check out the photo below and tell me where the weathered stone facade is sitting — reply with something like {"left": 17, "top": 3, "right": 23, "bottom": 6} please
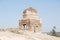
{"left": 19, "top": 7, "right": 42, "bottom": 32}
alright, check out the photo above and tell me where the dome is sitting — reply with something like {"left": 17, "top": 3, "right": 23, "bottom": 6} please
{"left": 23, "top": 7, "right": 37, "bottom": 13}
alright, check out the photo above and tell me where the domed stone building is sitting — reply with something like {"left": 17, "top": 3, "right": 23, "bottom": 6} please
{"left": 19, "top": 7, "right": 42, "bottom": 32}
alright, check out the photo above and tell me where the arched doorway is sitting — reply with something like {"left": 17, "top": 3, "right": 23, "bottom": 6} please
{"left": 23, "top": 24, "right": 27, "bottom": 29}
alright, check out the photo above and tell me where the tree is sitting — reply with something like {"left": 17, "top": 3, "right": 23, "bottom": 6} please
{"left": 50, "top": 26, "right": 56, "bottom": 36}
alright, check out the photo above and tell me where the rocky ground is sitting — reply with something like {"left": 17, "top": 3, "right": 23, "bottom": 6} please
{"left": 0, "top": 30, "right": 60, "bottom": 40}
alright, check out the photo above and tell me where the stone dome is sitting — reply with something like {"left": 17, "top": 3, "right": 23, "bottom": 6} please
{"left": 23, "top": 7, "right": 37, "bottom": 13}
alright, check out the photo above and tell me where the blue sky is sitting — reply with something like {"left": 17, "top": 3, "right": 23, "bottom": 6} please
{"left": 0, "top": 0, "right": 60, "bottom": 32}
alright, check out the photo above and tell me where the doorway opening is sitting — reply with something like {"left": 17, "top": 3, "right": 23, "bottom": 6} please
{"left": 23, "top": 24, "right": 27, "bottom": 29}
